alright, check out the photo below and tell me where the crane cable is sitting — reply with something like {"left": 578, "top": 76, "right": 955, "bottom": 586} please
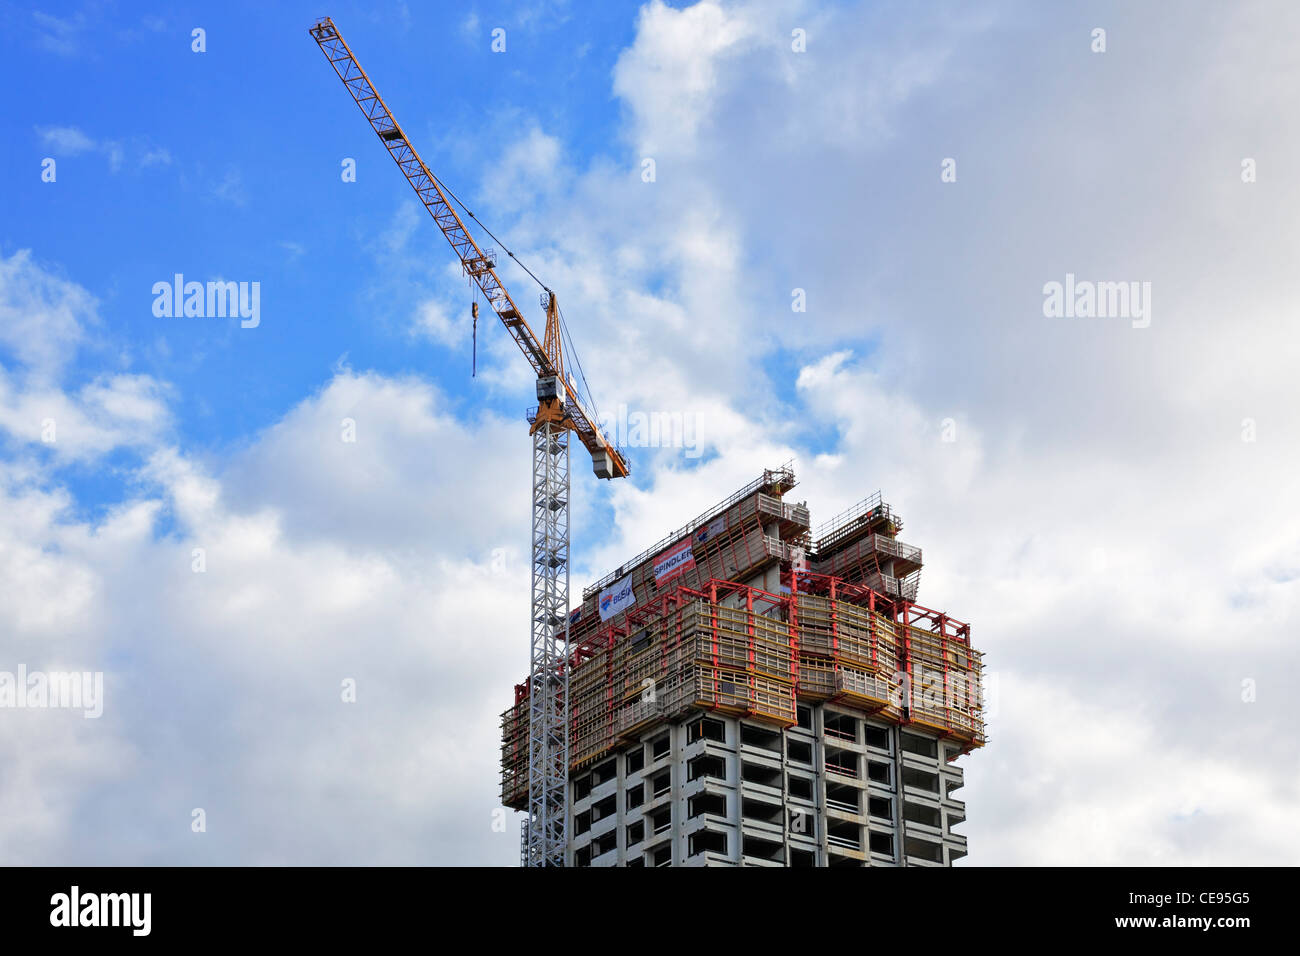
{"left": 428, "top": 169, "right": 552, "bottom": 296}
{"left": 434, "top": 166, "right": 606, "bottom": 429}
{"left": 557, "top": 303, "right": 602, "bottom": 430}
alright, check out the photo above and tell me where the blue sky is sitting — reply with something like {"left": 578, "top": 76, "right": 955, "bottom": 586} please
{"left": 2, "top": 0, "right": 1298, "bottom": 866}
{"left": 4, "top": 2, "right": 665, "bottom": 519}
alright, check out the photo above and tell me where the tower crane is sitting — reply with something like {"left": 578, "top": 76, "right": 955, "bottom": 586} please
{"left": 310, "top": 16, "right": 630, "bottom": 867}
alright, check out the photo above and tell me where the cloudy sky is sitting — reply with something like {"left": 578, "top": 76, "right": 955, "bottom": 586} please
{"left": 2, "top": 0, "right": 1296, "bottom": 865}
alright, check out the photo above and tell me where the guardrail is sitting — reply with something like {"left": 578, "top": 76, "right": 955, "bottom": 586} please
{"left": 757, "top": 493, "right": 811, "bottom": 527}
{"left": 584, "top": 464, "right": 796, "bottom": 598}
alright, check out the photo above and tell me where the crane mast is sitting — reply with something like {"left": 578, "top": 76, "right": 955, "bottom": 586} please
{"left": 310, "top": 16, "right": 629, "bottom": 867}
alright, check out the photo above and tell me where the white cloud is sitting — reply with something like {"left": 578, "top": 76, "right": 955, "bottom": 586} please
{"left": 35, "top": 126, "right": 170, "bottom": 173}
{"left": 4, "top": 0, "right": 1299, "bottom": 867}
{"left": 32, "top": 11, "right": 87, "bottom": 56}
{"left": 412, "top": 299, "right": 467, "bottom": 349}
{"left": 473, "top": 0, "right": 1300, "bottom": 866}
{"left": 0, "top": 258, "right": 528, "bottom": 862}
{"left": 0, "top": 250, "right": 91, "bottom": 378}
{"left": 0, "top": 250, "right": 170, "bottom": 461}
{"left": 37, "top": 126, "right": 96, "bottom": 155}
{"left": 0, "top": 428, "right": 528, "bottom": 861}
{"left": 0, "top": 373, "right": 170, "bottom": 461}
{"left": 481, "top": 125, "right": 563, "bottom": 212}
{"left": 612, "top": 0, "right": 756, "bottom": 156}
{"left": 212, "top": 168, "right": 246, "bottom": 206}
{"left": 139, "top": 146, "right": 172, "bottom": 168}
{"left": 220, "top": 369, "right": 527, "bottom": 553}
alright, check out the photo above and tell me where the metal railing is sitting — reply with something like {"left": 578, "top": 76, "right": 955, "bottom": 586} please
{"left": 813, "top": 491, "right": 885, "bottom": 547}
{"left": 874, "top": 535, "right": 922, "bottom": 564}
{"left": 583, "top": 463, "right": 796, "bottom": 599}
{"left": 757, "top": 493, "right": 810, "bottom": 527}
{"left": 835, "top": 669, "right": 894, "bottom": 702}
{"left": 856, "top": 570, "right": 920, "bottom": 602}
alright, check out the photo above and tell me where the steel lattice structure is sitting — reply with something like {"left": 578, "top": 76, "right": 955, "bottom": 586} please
{"left": 308, "top": 17, "right": 627, "bottom": 477}
{"left": 310, "top": 16, "right": 629, "bottom": 867}
{"left": 527, "top": 423, "right": 571, "bottom": 866}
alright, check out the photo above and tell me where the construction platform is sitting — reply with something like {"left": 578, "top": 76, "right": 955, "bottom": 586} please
{"left": 500, "top": 466, "right": 985, "bottom": 814}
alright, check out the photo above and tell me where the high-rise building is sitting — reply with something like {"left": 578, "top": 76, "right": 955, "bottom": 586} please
{"left": 500, "top": 466, "right": 985, "bottom": 866}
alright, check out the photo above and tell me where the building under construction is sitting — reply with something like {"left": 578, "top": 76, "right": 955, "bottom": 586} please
{"left": 499, "top": 465, "right": 985, "bottom": 866}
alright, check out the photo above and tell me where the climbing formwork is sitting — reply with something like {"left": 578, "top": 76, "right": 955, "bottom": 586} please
{"left": 808, "top": 493, "right": 922, "bottom": 600}
{"left": 792, "top": 576, "right": 902, "bottom": 719}
{"left": 499, "top": 468, "right": 986, "bottom": 811}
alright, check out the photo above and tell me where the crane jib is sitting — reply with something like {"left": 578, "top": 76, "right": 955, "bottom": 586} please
{"left": 310, "top": 16, "right": 628, "bottom": 479}
{"left": 311, "top": 15, "right": 628, "bottom": 870}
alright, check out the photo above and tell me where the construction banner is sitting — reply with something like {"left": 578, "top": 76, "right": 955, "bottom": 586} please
{"left": 598, "top": 575, "right": 637, "bottom": 621}
{"left": 694, "top": 515, "right": 727, "bottom": 545}
{"left": 653, "top": 540, "right": 696, "bottom": 585}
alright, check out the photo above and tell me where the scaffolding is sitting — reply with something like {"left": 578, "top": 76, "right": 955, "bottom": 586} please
{"left": 582, "top": 464, "right": 803, "bottom": 600}
{"left": 500, "top": 470, "right": 986, "bottom": 812}
{"left": 501, "top": 574, "right": 985, "bottom": 810}
{"left": 808, "top": 492, "right": 922, "bottom": 601}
